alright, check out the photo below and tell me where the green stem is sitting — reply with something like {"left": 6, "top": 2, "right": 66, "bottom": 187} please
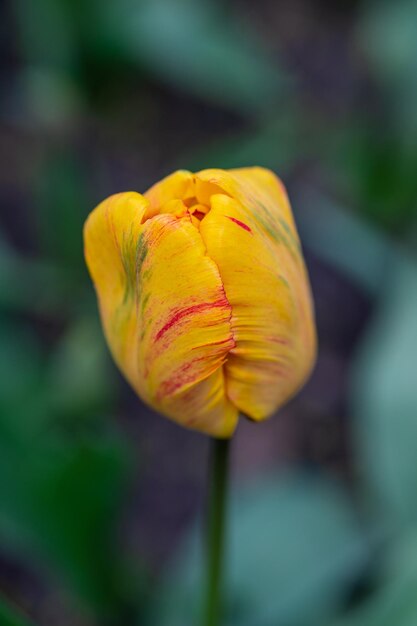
{"left": 203, "top": 437, "right": 231, "bottom": 626}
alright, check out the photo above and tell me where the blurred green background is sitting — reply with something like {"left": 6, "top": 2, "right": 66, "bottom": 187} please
{"left": 1, "top": 0, "right": 417, "bottom": 624}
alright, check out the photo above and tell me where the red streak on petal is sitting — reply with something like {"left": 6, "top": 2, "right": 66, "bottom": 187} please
{"left": 192, "top": 337, "right": 232, "bottom": 350}
{"left": 157, "top": 356, "right": 216, "bottom": 398}
{"left": 155, "top": 298, "right": 230, "bottom": 342}
{"left": 226, "top": 216, "right": 252, "bottom": 233}
{"left": 268, "top": 336, "right": 290, "bottom": 345}
{"left": 157, "top": 362, "right": 195, "bottom": 397}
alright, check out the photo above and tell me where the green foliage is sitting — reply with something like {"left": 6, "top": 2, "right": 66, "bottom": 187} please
{"left": 324, "top": 125, "right": 417, "bottom": 234}
{"left": 101, "top": 0, "right": 288, "bottom": 115}
{"left": 351, "top": 257, "right": 417, "bottom": 531}
{"left": 0, "top": 597, "right": 35, "bottom": 626}
{"left": 0, "top": 231, "right": 83, "bottom": 318}
{"left": 328, "top": 531, "right": 417, "bottom": 626}
{"left": 0, "top": 435, "right": 130, "bottom": 614}
{"left": 13, "top": 0, "right": 76, "bottom": 73}
{"left": 0, "top": 317, "right": 133, "bottom": 618}
{"left": 295, "top": 189, "right": 392, "bottom": 296}
{"left": 33, "top": 151, "right": 90, "bottom": 272}
{"left": 13, "top": 0, "right": 288, "bottom": 116}
{"left": 360, "top": 0, "right": 417, "bottom": 143}
{"left": 150, "top": 473, "right": 370, "bottom": 626}
{"left": 47, "top": 318, "right": 115, "bottom": 422}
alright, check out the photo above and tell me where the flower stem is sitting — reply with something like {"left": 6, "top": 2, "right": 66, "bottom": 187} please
{"left": 203, "top": 437, "right": 231, "bottom": 626}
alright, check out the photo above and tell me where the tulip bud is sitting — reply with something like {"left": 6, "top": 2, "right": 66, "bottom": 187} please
{"left": 84, "top": 168, "right": 316, "bottom": 437}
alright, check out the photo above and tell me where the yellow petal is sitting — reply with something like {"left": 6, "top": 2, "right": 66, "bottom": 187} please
{"left": 197, "top": 168, "right": 316, "bottom": 420}
{"left": 84, "top": 192, "right": 238, "bottom": 437}
{"left": 84, "top": 191, "right": 151, "bottom": 387}
{"left": 83, "top": 191, "right": 149, "bottom": 333}
{"left": 145, "top": 169, "right": 195, "bottom": 209}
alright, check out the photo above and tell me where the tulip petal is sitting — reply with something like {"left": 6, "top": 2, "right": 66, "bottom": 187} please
{"left": 145, "top": 169, "right": 195, "bottom": 209}
{"left": 83, "top": 192, "right": 150, "bottom": 368}
{"left": 198, "top": 168, "right": 316, "bottom": 420}
{"left": 84, "top": 192, "right": 238, "bottom": 437}
{"left": 138, "top": 213, "right": 238, "bottom": 436}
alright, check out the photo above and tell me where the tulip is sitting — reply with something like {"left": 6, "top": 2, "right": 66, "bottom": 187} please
{"left": 84, "top": 167, "right": 316, "bottom": 438}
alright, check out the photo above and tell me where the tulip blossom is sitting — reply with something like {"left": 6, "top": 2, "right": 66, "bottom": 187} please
{"left": 84, "top": 167, "right": 316, "bottom": 437}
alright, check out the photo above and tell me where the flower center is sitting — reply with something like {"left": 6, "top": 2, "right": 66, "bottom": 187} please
{"left": 183, "top": 196, "right": 210, "bottom": 220}
{"left": 158, "top": 197, "right": 211, "bottom": 229}
{"left": 142, "top": 176, "right": 229, "bottom": 227}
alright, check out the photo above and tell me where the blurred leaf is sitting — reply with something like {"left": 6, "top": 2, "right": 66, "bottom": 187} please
{"left": 351, "top": 255, "right": 417, "bottom": 530}
{"left": 34, "top": 150, "right": 90, "bottom": 272}
{"left": 0, "top": 230, "right": 83, "bottom": 318}
{"left": 46, "top": 317, "right": 115, "bottom": 424}
{"left": 13, "top": 0, "right": 76, "bottom": 73}
{"left": 150, "top": 472, "right": 370, "bottom": 626}
{"left": 324, "top": 124, "right": 417, "bottom": 234}
{"left": 10, "top": 67, "right": 83, "bottom": 131}
{"left": 295, "top": 187, "right": 393, "bottom": 296}
{"left": 0, "top": 320, "right": 45, "bottom": 421}
{"left": 103, "top": 0, "right": 288, "bottom": 114}
{"left": 0, "top": 318, "right": 62, "bottom": 441}
{"left": 359, "top": 0, "right": 417, "bottom": 144}
{"left": 0, "top": 318, "right": 133, "bottom": 618}
{"left": 328, "top": 530, "right": 417, "bottom": 626}
{"left": 0, "top": 596, "right": 35, "bottom": 626}
{"left": 0, "top": 313, "right": 115, "bottom": 435}
{"left": 0, "top": 430, "right": 132, "bottom": 618}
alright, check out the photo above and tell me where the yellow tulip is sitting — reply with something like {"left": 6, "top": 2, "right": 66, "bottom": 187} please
{"left": 84, "top": 167, "right": 316, "bottom": 437}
